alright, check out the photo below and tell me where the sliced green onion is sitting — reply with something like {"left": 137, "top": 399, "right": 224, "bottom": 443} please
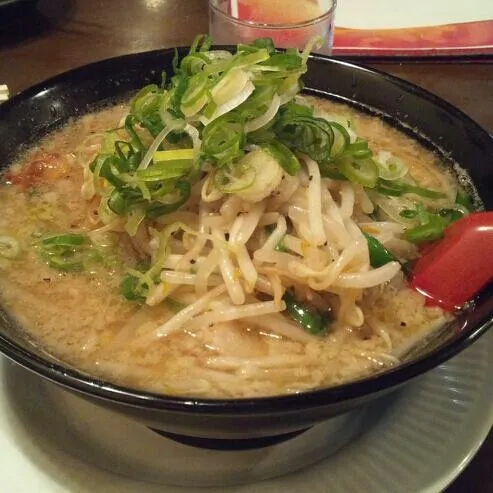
{"left": 107, "top": 189, "right": 128, "bottom": 215}
{"left": 47, "top": 256, "right": 84, "bottom": 272}
{"left": 337, "top": 157, "right": 378, "bottom": 188}
{"left": 180, "top": 72, "right": 209, "bottom": 116}
{"left": 42, "top": 234, "right": 87, "bottom": 247}
{"left": 120, "top": 273, "right": 147, "bottom": 302}
{"left": 170, "top": 72, "right": 189, "bottom": 117}
{"left": 153, "top": 149, "right": 195, "bottom": 162}
{"left": 131, "top": 84, "right": 161, "bottom": 119}
{"left": 375, "top": 179, "right": 447, "bottom": 199}
{"left": 38, "top": 233, "right": 97, "bottom": 273}
{"left": 146, "top": 180, "right": 191, "bottom": 218}
{"left": 214, "top": 164, "right": 256, "bottom": 193}
{"left": 188, "top": 34, "right": 213, "bottom": 55}
{"left": 374, "top": 151, "right": 408, "bottom": 181}
{"left": 0, "top": 236, "right": 20, "bottom": 259}
{"left": 211, "top": 68, "right": 251, "bottom": 106}
{"left": 180, "top": 52, "right": 211, "bottom": 75}
{"left": 90, "top": 155, "right": 126, "bottom": 188}
{"left": 125, "top": 206, "right": 147, "bottom": 236}
{"left": 274, "top": 115, "right": 334, "bottom": 162}
{"left": 238, "top": 37, "right": 276, "bottom": 55}
{"left": 124, "top": 115, "right": 145, "bottom": 150}
{"left": 201, "top": 113, "right": 246, "bottom": 166}
{"left": 261, "top": 53, "right": 303, "bottom": 71}
{"left": 204, "top": 50, "right": 270, "bottom": 76}
{"left": 280, "top": 101, "right": 313, "bottom": 119}
{"left": 301, "top": 36, "right": 324, "bottom": 63}
{"left": 261, "top": 141, "right": 301, "bottom": 176}
{"left": 343, "top": 139, "right": 373, "bottom": 160}
{"left": 244, "top": 92, "right": 280, "bottom": 132}
{"left": 238, "top": 84, "right": 277, "bottom": 121}
{"left": 328, "top": 121, "right": 351, "bottom": 158}
{"left": 100, "top": 131, "right": 120, "bottom": 154}
{"left": 136, "top": 160, "right": 194, "bottom": 182}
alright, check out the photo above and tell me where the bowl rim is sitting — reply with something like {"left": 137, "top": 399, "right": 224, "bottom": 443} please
{"left": 1, "top": 47, "right": 493, "bottom": 413}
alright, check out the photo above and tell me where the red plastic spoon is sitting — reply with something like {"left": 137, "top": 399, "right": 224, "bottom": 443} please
{"left": 410, "top": 211, "right": 493, "bottom": 312}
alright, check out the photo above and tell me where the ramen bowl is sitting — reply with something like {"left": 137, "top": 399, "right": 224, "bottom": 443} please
{"left": 0, "top": 47, "right": 493, "bottom": 454}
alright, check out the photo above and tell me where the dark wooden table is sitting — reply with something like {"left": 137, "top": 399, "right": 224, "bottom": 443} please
{"left": 1, "top": 1, "right": 492, "bottom": 491}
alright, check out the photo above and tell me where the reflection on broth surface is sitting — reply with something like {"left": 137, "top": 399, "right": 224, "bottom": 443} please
{"left": 0, "top": 97, "right": 458, "bottom": 398}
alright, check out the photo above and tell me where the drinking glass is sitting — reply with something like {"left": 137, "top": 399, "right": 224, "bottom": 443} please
{"left": 209, "top": 0, "right": 337, "bottom": 53}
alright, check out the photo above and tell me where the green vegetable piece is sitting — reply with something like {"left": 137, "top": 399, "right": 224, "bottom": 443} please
{"left": 48, "top": 256, "right": 84, "bottom": 272}
{"left": 283, "top": 291, "right": 329, "bottom": 335}
{"left": 404, "top": 214, "right": 449, "bottom": 243}
{"left": 375, "top": 178, "right": 446, "bottom": 199}
{"left": 274, "top": 115, "right": 334, "bottom": 162}
{"left": 107, "top": 189, "right": 129, "bottom": 215}
{"left": 131, "top": 84, "right": 160, "bottom": 117}
{"left": 239, "top": 37, "right": 276, "bottom": 55}
{"left": 337, "top": 156, "right": 378, "bottom": 188}
{"left": 170, "top": 72, "right": 189, "bottom": 117}
{"left": 318, "top": 161, "right": 347, "bottom": 180}
{"left": 42, "top": 234, "right": 87, "bottom": 247}
{"left": 41, "top": 245, "right": 84, "bottom": 273}
{"left": 201, "top": 113, "right": 246, "bottom": 166}
{"left": 90, "top": 154, "right": 128, "bottom": 188}
{"left": 262, "top": 53, "right": 302, "bottom": 70}
{"left": 261, "top": 141, "right": 301, "bottom": 176}
{"left": 214, "top": 162, "right": 256, "bottom": 193}
{"left": 362, "top": 231, "right": 398, "bottom": 268}
{"left": 328, "top": 121, "right": 351, "bottom": 158}
{"left": 279, "top": 101, "right": 313, "bottom": 119}
{"left": 180, "top": 53, "right": 211, "bottom": 76}
{"left": 120, "top": 274, "right": 147, "bottom": 302}
{"left": 455, "top": 188, "right": 474, "bottom": 211}
{"left": 343, "top": 139, "right": 372, "bottom": 160}
{"left": 236, "top": 84, "right": 276, "bottom": 120}
{"left": 188, "top": 34, "right": 212, "bottom": 55}
{"left": 265, "top": 225, "right": 288, "bottom": 252}
{"left": 146, "top": 180, "right": 191, "bottom": 219}
{"left": 399, "top": 209, "right": 419, "bottom": 219}
{"left": 124, "top": 115, "right": 145, "bottom": 150}
{"left": 38, "top": 233, "right": 111, "bottom": 274}
{"left": 181, "top": 72, "right": 209, "bottom": 109}
{"left": 136, "top": 160, "right": 193, "bottom": 182}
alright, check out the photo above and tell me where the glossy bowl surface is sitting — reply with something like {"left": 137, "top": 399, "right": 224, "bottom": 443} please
{"left": 1, "top": 47, "right": 493, "bottom": 440}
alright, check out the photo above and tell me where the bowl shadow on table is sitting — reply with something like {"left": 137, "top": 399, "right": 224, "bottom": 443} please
{"left": 0, "top": 0, "right": 75, "bottom": 47}
{"left": 1, "top": 358, "right": 402, "bottom": 489}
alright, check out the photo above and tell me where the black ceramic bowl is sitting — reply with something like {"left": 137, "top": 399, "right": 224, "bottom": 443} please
{"left": 1, "top": 48, "right": 493, "bottom": 445}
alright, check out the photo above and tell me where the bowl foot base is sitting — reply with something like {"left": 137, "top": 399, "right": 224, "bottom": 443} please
{"left": 150, "top": 427, "right": 310, "bottom": 450}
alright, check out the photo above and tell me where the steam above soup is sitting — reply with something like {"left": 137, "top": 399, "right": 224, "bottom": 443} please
{"left": 0, "top": 38, "right": 472, "bottom": 398}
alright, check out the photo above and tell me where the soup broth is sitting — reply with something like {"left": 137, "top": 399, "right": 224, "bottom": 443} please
{"left": 0, "top": 96, "right": 457, "bottom": 398}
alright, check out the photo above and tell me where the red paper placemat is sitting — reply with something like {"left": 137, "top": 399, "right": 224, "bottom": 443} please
{"left": 332, "top": 0, "right": 493, "bottom": 57}
{"left": 333, "top": 20, "right": 493, "bottom": 57}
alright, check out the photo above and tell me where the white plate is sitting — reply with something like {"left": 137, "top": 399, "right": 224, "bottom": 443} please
{"left": 1, "top": 329, "right": 493, "bottom": 492}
